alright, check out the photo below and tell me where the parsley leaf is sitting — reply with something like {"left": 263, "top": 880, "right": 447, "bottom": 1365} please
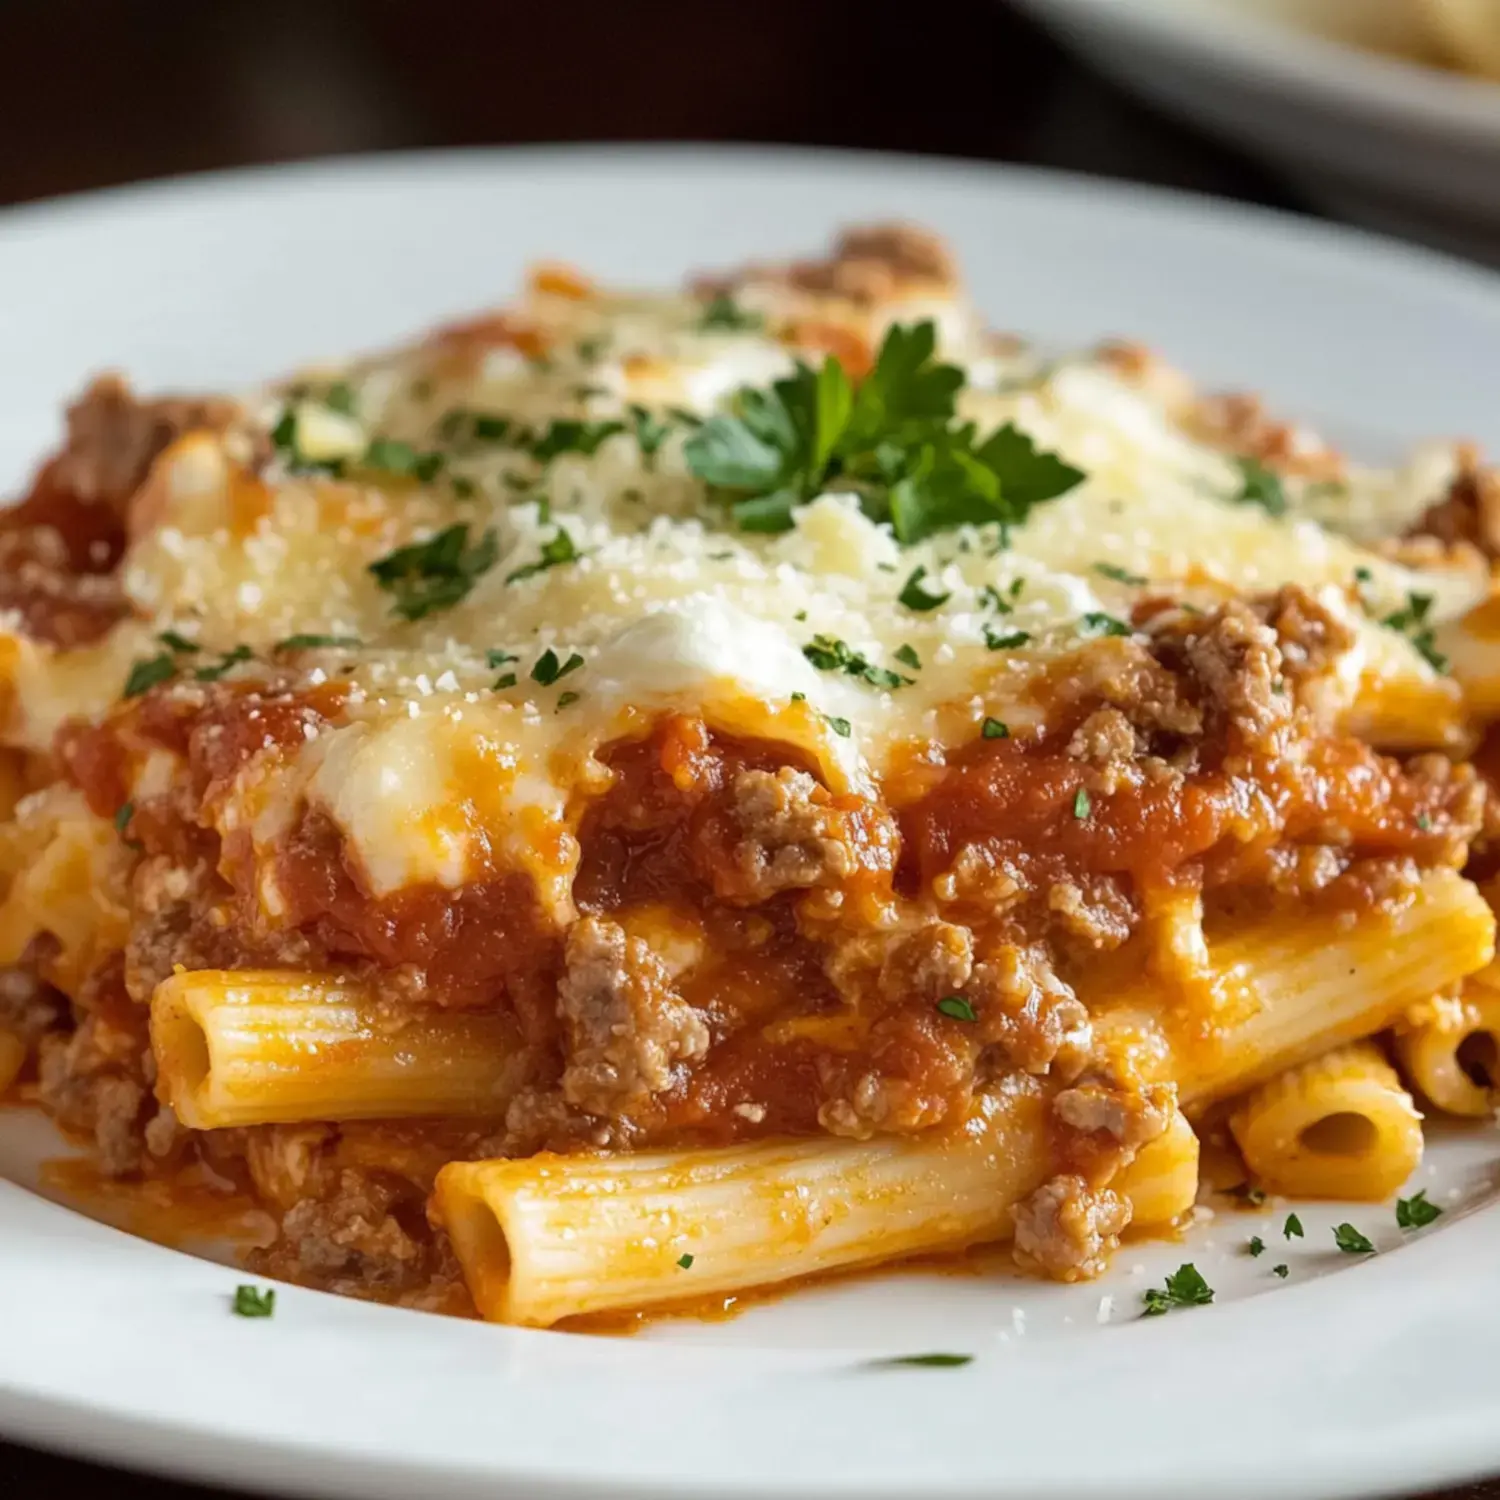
{"left": 531, "top": 649, "right": 584, "bottom": 687}
{"left": 233, "top": 1285, "right": 276, "bottom": 1318}
{"left": 369, "top": 524, "right": 498, "bottom": 621}
{"left": 895, "top": 643, "right": 922, "bottom": 671}
{"left": 936, "top": 995, "right": 977, "bottom": 1022}
{"left": 506, "top": 526, "right": 582, "bottom": 584}
{"left": 556, "top": 690, "right": 581, "bottom": 710}
{"left": 824, "top": 714, "right": 852, "bottom": 738}
{"left": 1080, "top": 612, "right": 1130, "bottom": 638}
{"left": 1247, "top": 1236, "right": 1265, "bottom": 1258}
{"left": 123, "top": 654, "right": 177, "bottom": 698}
{"left": 1272, "top": 1264, "right": 1289, "bottom": 1278}
{"left": 983, "top": 627, "right": 1030, "bottom": 650}
{"left": 157, "top": 630, "right": 199, "bottom": 654}
{"left": 872, "top": 1353, "right": 974, "bottom": 1368}
{"left": 1333, "top": 1223, "right": 1375, "bottom": 1254}
{"left": 1073, "top": 787, "right": 1092, "bottom": 819}
{"left": 1141, "top": 1263, "right": 1214, "bottom": 1316}
{"left": 1396, "top": 1190, "right": 1443, "bottom": 1230}
{"left": 1233, "top": 456, "right": 1288, "bottom": 517}
{"left": 682, "top": 320, "right": 1083, "bottom": 544}
{"left": 114, "top": 802, "right": 135, "bottom": 836}
{"left": 525, "top": 419, "right": 625, "bottom": 464}
{"left": 802, "top": 635, "right": 912, "bottom": 691}
{"left": 194, "top": 644, "right": 253, "bottom": 683}
{"left": 982, "top": 717, "right": 1009, "bottom": 740}
{"left": 363, "top": 438, "right": 444, "bottom": 483}
{"left": 1094, "top": 562, "right": 1146, "bottom": 586}
{"left": 699, "top": 293, "right": 763, "bottom": 332}
{"left": 275, "top": 634, "right": 362, "bottom": 653}
{"left": 1382, "top": 591, "right": 1449, "bottom": 674}
{"left": 630, "top": 405, "right": 671, "bottom": 465}
{"left": 898, "top": 565, "right": 949, "bottom": 612}
{"left": 1283, "top": 1213, "right": 1304, "bottom": 1240}
{"left": 676, "top": 1252, "right": 695, "bottom": 1269}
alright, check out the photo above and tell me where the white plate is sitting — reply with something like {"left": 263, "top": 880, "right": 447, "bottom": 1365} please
{"left": 1014, "top": 0, "right": 1500, "bottom": 259}
{"left": 2, "top": 145, "right": 1500, "bottom": 1500}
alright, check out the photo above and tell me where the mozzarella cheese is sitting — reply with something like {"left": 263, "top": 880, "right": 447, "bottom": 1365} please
{"left": 1, "top": 237, "right": 1487, "bottom": 917}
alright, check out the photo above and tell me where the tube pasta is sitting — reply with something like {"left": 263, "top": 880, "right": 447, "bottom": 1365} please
{"left": 1393, "top": 984, "right": 1500, "bottom": 1118}
{"left": 437, "top": 868, "right": 1489, "bottom": 1324}
{"left": 1228, "top": 1042, "right": 1423, "bottom": 1201}
{"left": 435, "top": 1083, "right": 1197, "bottom": 1328}
{"left": 1100, "top": 867, "right": 1496, "bottom": 1107}
{"left": 1114, "top": 1108, "right": 1199, "bottom": 1228}
{"left": 151, "top": 969, "right": 533, "bottom": 1129}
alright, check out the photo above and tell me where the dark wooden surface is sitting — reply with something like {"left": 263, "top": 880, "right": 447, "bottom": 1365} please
{"left": 0, "top": 1, "right": 1492, "bottom": 1496}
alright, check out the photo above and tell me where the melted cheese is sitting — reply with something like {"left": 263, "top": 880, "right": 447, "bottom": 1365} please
{"left": 2, "top": 241, "right": 1490, "bottom": 914}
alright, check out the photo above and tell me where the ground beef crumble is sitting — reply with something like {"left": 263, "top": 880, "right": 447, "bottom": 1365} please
{"left": 1012, "top": 1174, "right": 1132, "bottom": 1281}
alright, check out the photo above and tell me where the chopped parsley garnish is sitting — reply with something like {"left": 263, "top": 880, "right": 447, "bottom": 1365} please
{"left": 493, "top": 673, "right": 517, "bottom": 690}
{"left": 274, "top": 634, "right": 362, "bottom": 653}
{"left": 505, "top": 526, "right": 582, "bottom": 584}
{"left": 323, "top": 381, "right": 357, "bottom": 416}
{"left": 892, "top": 645, "right": 920, "bottom": 672}
{"left": 1396, "top": 1190, "right": 1443, "bottom": 1230}
{"left": 682, "top": 320, "right": 1083, "bottom": 543}
{"left": 676, "top": 1252, "right": 695, "bottom": 1269}
{"left": 1080, "top": 612, "right": 1130, "bottom": 638}
{"left": 630, "top": 405, "right": 671, "bottom": 466}
{"left": 1272, "top": 1264, "right": 1289, "bottom": 1278}
{"left": 789, "top": 691, "right": 806, "bottom": 703}
{"left": 898, "top": 565, "right": 950, "bottom": 612}
{"left": 531, "top": 649, "right": 584, "bottom": 687}
{"left": 157, "top": 630, "right": 199, "bottom": 654}
{"left": 1333, "top": 1223, "right": 1375, "bottom": 1255}
{"left": 114, "top": 802, "right": 135, "bottom": 836}
{"left": 1094, "top": 562, "right": 1146, "bottom": 586}
{"left": 981, "top": 718, "right": 1009, "bottom": 740}
{"left": 450, "top": 475, "right": 477, "bottom": 500}
{"left": 983, "top": 627, "right": 1030, "bottom": 650}
{"left": 1283, "top": 1213, "right": 1304, "bottom": 1240}
{"left": 1247, "top": 1236, "right": 1266, "bottom": 1257}
{"left": 801, "top": 635, "right": 911, "bottom": 691}
{"left": 486, "top": 649, "right": 519, "bottom": 668}
{"left": 698, "top": 293, "right": 763, "bottom": 333}
{"left": 1416, "top": 813, "right": 1433, "bottom": 832}
{"left": 525, "top": 419, "right": 626, "bottom": 464}
{"left": 122, "top": 654, "right": 177, "bottom": 698}
{"left": 369, "top": 524, "right": 498, "bottom": 621}
{"left": 362, "top": 438, "right": 445, "bottom": 483}
{"left": 936, "top": 995, "right": 977, "bottom": 1022}
{"left": 1381, "top": 591, "right": 1449, "bottom": 674}
{"left": 268, "top": 408, "right": 341, "bottom": 476}
{"left": 872, "top": 1353, "right": 974, "bottom": 1369}
{"left": 440, "top": 409, "right": 513, "bottom": 444}
{"left": 1141, "top": 1263, "right": 1214, "bottom": 1316}
{"left": 1073, "top": 787, "right": 1092, "bottom": 819}
{"left": 233, "top": 1285, "right": 276, "bottom": 1319}
{"left": 194, "top": 645, "right": 253, "bottom": 683}
{"left": 1233, "top": 456, "right": 1288, "bottom": 517}
{"left": 824, "top": 714, "right": 852, "bottom": 738}
{"left": 556, "top": 690, "right": 581, "bottom": 710}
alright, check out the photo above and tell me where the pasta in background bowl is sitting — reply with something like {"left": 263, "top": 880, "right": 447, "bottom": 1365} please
{"left": 1014, "top": 0, "right": 1500, "bottom": 258}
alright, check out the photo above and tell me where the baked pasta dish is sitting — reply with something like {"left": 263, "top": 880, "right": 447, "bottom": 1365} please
{"left": 2, "top": 224, "right": 1499, "bottom": 1327}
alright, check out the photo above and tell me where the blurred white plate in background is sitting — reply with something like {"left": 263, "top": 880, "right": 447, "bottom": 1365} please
{"left": 1014, "top": 0, "right": 1500, "bottom": 259}
{"left": 2, "top": 146, "right": 1500, "bottom": 1500}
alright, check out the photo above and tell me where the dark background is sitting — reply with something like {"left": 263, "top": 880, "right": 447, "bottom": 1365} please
{"left": 0, "top": 1, "right": 1491, "bottom": 1496}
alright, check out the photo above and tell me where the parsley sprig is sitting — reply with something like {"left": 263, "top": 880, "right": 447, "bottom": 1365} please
{"left": 683, "top": 321, "right": 1084, "bottom": 542}
{"left": 1141, "top": 1263, "right": 1214, "bottom": 1316}
{"left": 368, "top": 524, "right": 498, "bottom": 621}
{"left": 802, "top": 635, "right": 911, "bottom": 691}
